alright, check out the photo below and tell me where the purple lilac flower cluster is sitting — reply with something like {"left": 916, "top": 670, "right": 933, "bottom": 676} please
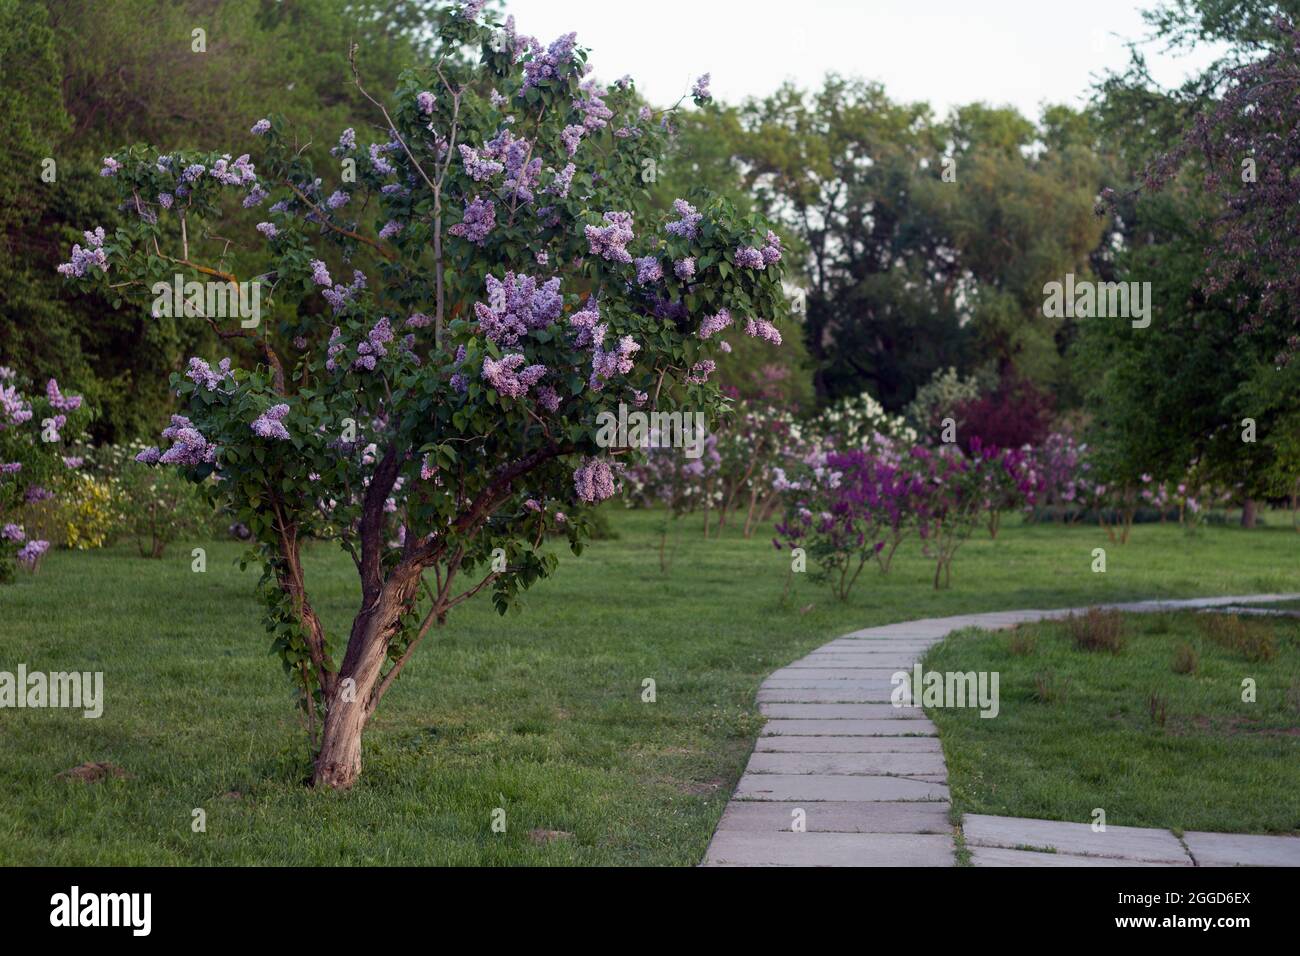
{"left": 0, "top": 383, "right": 33, "bottom": 428}
{"left": 210, "top": 153, "right": 257, "bottom": 187}
{"left": 481, "top": 354, "right": 547, "bottom": 400}
{"left": 251, "top": 404, "right": 291, "bottom": 440}
{"left": 459, "top": 143, "right": 505, "bottom": 181}
{"left": 45, "top": 379, "right": 83, "bottom": 412}
{"left": 573, "top": 458, "right": 617, "bottom": 503}
{"left": 634, "top": 256, "right": 663, "bottom": 285}
{"left": 547, "top": 163, "right": 576, "bottom": 199}
{"left": 141, "top": 415, "right": 217, "bottom": 466}
{"left": 590, "top": 333, "right": 639, "bottom": 391}
{"left": 686, "top": 360, "right": 717, "bottom": 384}
{"left": 57, "top": 227, "right": 109, "bottom": 278}
{"left": 354, "top": 317, "right": 394, "bottom": 371}
{"left": 368, "top": 143, "right": 397, "bottom": 176}
{"left": 17, "top": 539, "right": 49, "bottom": 567}
{"left": 745, "top": 317, "right": 782, "bottom": 345}
{"left": 473, "top": 272, "right": 563, "bottom": 346}
{"left": 521, "top": 33, "right": 579, "bottom": 92}
{"left": 322, "top": 270, "right": 367, "bottom": 314}
{"left": 698, "top": 308, "right": 732, "bottom": 339}
{"left": 665, "top": 199, "right": 702, "bottom": 240}
{"left": 185, "top": 357, "right": 234, "bottom": 391}
{"left": 584, "top": 211, "right": 634, "bottom": 263}
{"left": 561, "top": 124, "right": 584, "bottom": 156}
{"left": 448, "top": 196, "right": 496, "bottom": 245}
{"left": 331, "top": 128, "right": 356, "bottom": 156}
{"left": 574, "top": 79, "right": 613, "bottom": 131}
{"left": 736, "top": 231, "right": 782, "bottom": 269}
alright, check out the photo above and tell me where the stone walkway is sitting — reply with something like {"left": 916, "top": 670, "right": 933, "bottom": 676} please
{"left": 701, "top": 594, "right": 1300, "bottom": 867}
{"left": 965, "top": 813, "right": 1300, "bottom": 866}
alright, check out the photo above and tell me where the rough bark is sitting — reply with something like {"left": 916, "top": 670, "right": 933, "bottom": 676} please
{"left": 312, "top": 565, "right": 424, "bottom": 789}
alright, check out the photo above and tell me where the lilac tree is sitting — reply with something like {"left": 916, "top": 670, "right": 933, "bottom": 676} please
{"left": 774, "top": 446, "right": 923, "bottom": 599}
{"left": 967, "top": 437, "right": 1044, "bottom": 539}
{"left": 912, "top": 446, "right": 984, "bottom": 590}
{"left": 59, "top": 5, "right": 787, "bottom": 789}
{"left": 0, "top": 370, "right": 89, "bottom": 581}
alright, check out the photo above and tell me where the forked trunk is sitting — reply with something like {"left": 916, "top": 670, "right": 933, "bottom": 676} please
{"left": 312, "top": 569, "right": 422, "bottom": 789}
{"left": 311, "top": 619, "right": 389, "bottom": 789}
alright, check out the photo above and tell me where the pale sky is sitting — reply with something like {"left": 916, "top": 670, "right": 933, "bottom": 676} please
{"left": 503, "top": 0, "right": 1226, "bottom": 119}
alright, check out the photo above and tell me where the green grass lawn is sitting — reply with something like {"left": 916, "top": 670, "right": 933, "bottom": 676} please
{"left": 2, "top": 508, "right": 1298, "bottom": 865}
{"left": 926, "top": 612, "right": 1300, "bottom": 834}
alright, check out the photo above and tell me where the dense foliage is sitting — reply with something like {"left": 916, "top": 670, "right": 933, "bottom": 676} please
{"left": 59, "top": 3, "right": 790, "bottom": 788}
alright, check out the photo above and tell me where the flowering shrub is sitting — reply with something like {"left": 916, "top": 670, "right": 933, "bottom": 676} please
{"left": 711, "top": 398, "right": 806, "bottom": 537}
{"left": 775, "top": 437, "right": 1042, "bottom": 594}
{"left": 621, "top": 431, "right": 720, "bottom": 570}
{"left": 904, "top": 366, "right": 989, "bottom": 439}
{"left": 775, "top": 446, "right": 924, "bottom": 599}
{"left": 623, "top": 431, "right": 720, "bottom": 515}
{"left": 1029, "top": 431, "right": 1092, "bottom": 517}
{"left": 59, "top": 5, "right": 787, "bottom": 788}
{"left": 0, "top": 369, "right": 89, "bottom": 580}
{"left": 968, "top": 437, "right": 1044, "bottom": 539}
{"left": 809, "top": 389, "right": 916, "bottom": 449}
{"left": 911, "top": 445, "right": 986, "bottom": 589}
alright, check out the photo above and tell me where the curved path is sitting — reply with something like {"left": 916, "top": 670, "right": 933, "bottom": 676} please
{"left": 702, "top": 594, "right": 1300, "bottom": 867}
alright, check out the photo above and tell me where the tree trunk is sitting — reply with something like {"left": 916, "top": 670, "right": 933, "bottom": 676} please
{"left": 311, "top": 619, "right": 388, "bottom": 789}
{"left": 1241, "top": 497, "right": 1257, "bottom": 529}
{"left": 312, "top": 569, "right": 421, "bottom": 789}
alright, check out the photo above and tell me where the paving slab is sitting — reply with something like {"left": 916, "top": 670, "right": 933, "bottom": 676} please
{"left": 786, "top": 662, "right": 918, "bottom": 674}
{"left": 970, "top": 846, "right": 1177, "bottom": 867}
{"left": 769, "top": 667, "right": 904, "bottom": 678}
{"left": 759, "top": 703, "right": 926, "bottom": 719}
{"left": 1183, "top": 831, "right": 1300, "bottom": 867}
{"left": 735, "top": 773, "right": 948, "bottom": 802}
{"left": 963, "top": 813, "right": 1189, "bottom": 864}
{"left": 820, "top": 641, "right": 937, "bottom": 652}
{"left": 703, "top": 830, "right": 955, "bottom": 866}
{"left": 763, "top": 678, "right": 914, "bottom": 689}
{"left": 714, "top": 800, "right": 952, "bottom": 834}
{"left": 746, "top": 751, "right": 948, "bottom": 776}
{"left": 755, "top": 735, "right": 943, "bottom": 753}
{"left": 760, "top": 718, "right": 937, "bottom": 736}
{"left": 797, "top": 651, "right": 924, "bottom": 659}
{"left": 758, "top": 688, "right": 899, "bottom": 703}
